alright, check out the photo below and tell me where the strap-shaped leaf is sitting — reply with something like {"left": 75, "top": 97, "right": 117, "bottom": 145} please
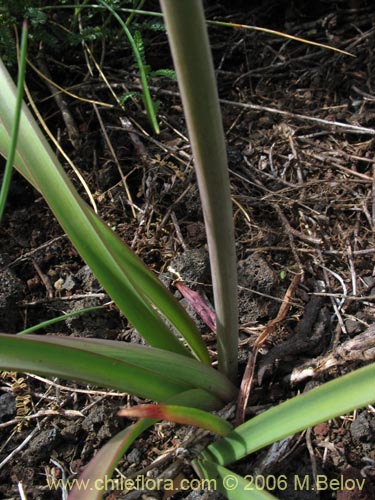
{"left": 160, "top": 0, "right": 238, "bottom": 380}
{"left": 0, "top": 334, "right": 237, "bottom": 404}
{"left": 0, "top": 333, "right": 186, "bottom": 400}
{"left": 119, "top": 404, "right": 233, "bottom": 436}
{"left": 199, "top": 363, "right": 375, "bottom": 465}
{"left": 0, "top": 58, "right": 210, "bottom": 364}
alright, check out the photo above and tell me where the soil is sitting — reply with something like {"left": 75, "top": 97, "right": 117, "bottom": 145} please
{"left": 1, "top": 1, "right": 375, "bottom": 499}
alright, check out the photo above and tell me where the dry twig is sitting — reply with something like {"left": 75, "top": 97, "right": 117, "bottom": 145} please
{"left": 236, "top": 274, "right": 301, "bottom": 425}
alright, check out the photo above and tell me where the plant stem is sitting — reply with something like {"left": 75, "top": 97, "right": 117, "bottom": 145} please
{"left": 159, "top": 0, "right": 238, "bottom": 381}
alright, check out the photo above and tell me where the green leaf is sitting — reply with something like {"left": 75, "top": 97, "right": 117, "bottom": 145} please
{"left": 0, "top": 334, "right": 237, "bottom": 405}
{"left": 0, "top": 58, "right": 210, "bottom": 365}
{"left": 119, "top": 90, "right": 141, "bottom": 105}
{"left": 199, "top": 363, "right": 375, "bottom": 465}
{"left": 160, "top": 0, "right": 238, "bottom": 380}
{"left": 118, "top": 404, "right": 233, "bottom": 436}
{"left": 38, "top": 334, "right": 236, "bottom": 402}
{"left": 133, "top": 29, "right": 146, "bottom": 64}
{"left": 150, "top": 68, "right": 176, "bottom": 80}
{"left": 0, "top": 333, "right": 186, "bottom": 401}
{"left": 16, "top": 304, "right": 106, "bottom": 335}
{"left": 0, "top": 20, "right": 27, "bottom": 222}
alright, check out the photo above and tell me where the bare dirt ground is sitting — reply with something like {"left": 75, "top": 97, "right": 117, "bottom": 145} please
{"left": 1, "top": 1, "right": 375, "bottom": 498}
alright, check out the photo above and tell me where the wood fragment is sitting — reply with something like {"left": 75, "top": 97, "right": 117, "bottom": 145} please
{"left": 288, "top": 324, "right": 375, "bottom": 385}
